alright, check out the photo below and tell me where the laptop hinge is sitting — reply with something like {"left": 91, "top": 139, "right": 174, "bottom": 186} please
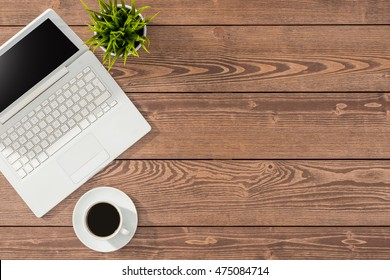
{"left": 0, "top": 67, "right": 69, "bottom": 124}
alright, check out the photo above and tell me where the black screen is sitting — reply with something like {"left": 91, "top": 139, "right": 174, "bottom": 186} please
{"left": 0, "top": 19, "right": 78, "bottom": 112}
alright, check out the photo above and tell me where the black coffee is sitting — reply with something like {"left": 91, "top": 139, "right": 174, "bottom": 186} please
{"left": 86, "top": 202, "right": 120, "bottom": 237}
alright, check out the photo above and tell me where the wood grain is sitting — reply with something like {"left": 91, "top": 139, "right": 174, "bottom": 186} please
{"left": 127, "top": 92, "right": 390, "bottom": 159}
{"left": 1, "top": 26, "right": 390, "bottom": 92}
{"left": 2, "top": 160, "right": 390, "bottom": 226}
{"left": 1, "top": 227, "right": 390, "bottom": 259}
{"left": 1, "top": 0, "right": 390, "bottom": 26}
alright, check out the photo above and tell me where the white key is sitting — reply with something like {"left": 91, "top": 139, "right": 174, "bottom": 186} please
{"left": 0, "top": 143, "right": 5, "bottom": 152}
{"left": 79, "top": 119, "right": 90, "bottom": 130}
{"left": 27, "top": 151, "right": 35, "bottom": 159}
{"left": 28, "top": 111, "right": 35, "bottom": 117}
{"left": 32, "top": 126, "right": 40, "bottom": 134}
{"left": 31, "top": 116, "right": 39, "bottom": 124}
{"left": 52, "top": 120, "right": 60, "bottom": 129}
{"left": 38, "top": 131, "right": 48, "bottom": 139}
{"left": 65, "top": 100, "right": 74, "bottom": 107}
{"left": 45, "top": 126, "right": 54, "bottom": 134}
{"left": 52, "top": 110, "right": 61, "bottom": 118}
{"left": 2, "top": 147, "right": 13, "bottom": 158}
{"left": 72, "top": 104, "right": 81, "bottom": 113}
{"left": 20, "top": 156, "right": 29, "bottom": 165}
{"left": 39, "top": 121, "right": 47, "bottom": 129}
{"left": 88, "top": 114, "right": 97, "bottom": 123}
{"left": 63, "top": 83, "right": 69, "bottom": 90}
{"left": 19, "top": 147, "right": 27, "bottom": 155}
{"left": 81, "top": 108, "right": 89, "bottom": 117}
{"left": 48, "top": 135, "right": 56, "bottom": 143}
{"left": 12, "top": 142, "right": 20, "bottom": 150}
{"left": 25, "top": 142, "right": 34, "bottom": 150}
{"left": 86, "top": 94, "right": 94, "bottom": 102}
{"left": 21, "top": 116, "right": 28, "bottom": 123}
{"left": 37, "top": 111, "right": 45, "bottom": 119}
{"left": 54, "top": 130, "right": 62, "bottom": 138}
{"left": 35, "top": 105, "right": 42, "bottom": 112}
{"left": 32, "top": 136, "right": 40, "bottom": 145}
{"left": 56, "top": 89, "right": 63, "bottom": 95}
{"left": 7, "top": 127, "right": 14, "bottom": 134}
{"left": 43, "top": 106, "right": 52, "bottom": 114}
{"left": 84, "top": 72, "right": 95, "bottom": 82}
{"left": 79, "top": 89, "right": 87, "bottom": 97}
{"left": 19, "top": 136, "right": 27, "bottom": 145}
{"left": 103, "top": 106, "right": 110, "bottom": 112}
{"left": 10, "top": 132, "right": 18, "bottom": 141}
{"left": 64, "top": 90, "right": 72, "bottom": 98}
{"left": 0, "top": 133, "right": 7, "bottom": 140}
{"left": 79, "top": 99, "right": 87, "bottom": 108}
{"left": 77, "top": 80, "right": 85, "bottom": 88}
{"left": 57, "top": 96, "right": 65, "bottom": 104}
{"left": 96, "top": 111, "right": 104, "bottom": 118}
{"left": 41, "top": 140, "right": 49, "bottom": 149}
{"left": 31, "top": 159, "right": 40, "bottom": 168}
{"left": 74, "top": 114, "right": 82, "bottom": 122}
{"left": 77, "top": 72, "right": 83, "bottom": 79}
{"left": 34, "top": 145, "right": 43, "bottom": 154}
{"left": 4, "top": 138, "right": 12, "bottom": 146}
{"left": 24, "top": 163, "right": 33, "bottom": 173}
{"left": 65, "top": 110, "right": 74, "bottom": 118}
{"left": 42, "top": 100, "right": 49, "bottom": 107}
{"left": 46, "top": 115, "right": 54, "bottom": 123}
{"left": 70, "top": 78, "right": 76, "bottom": 84}
{"left": 86, "top": 84, "right": 94, "bottom": 92}
{"left": 47, "top": 126, "right": 82, "bottom": 156}
{"left": 87, "top": 103, "right": 96, "bottom": 112}
{"left": 59, "top": 115, "right": 67, "bottom": 123}
{"left": 37, "top": 152, "right": 48, "bottom": 163}
{"left": 50, "top": 101, "right": 59, "bottom": 109}
{"left": 72, "top": 94, "right": 80, "bottom": 103}
{"left": 23, "top": 122, "right": 32, "bottom": 130}
{"left": 17, "top": 169, "right": 27, "bottom": 179}
{"left": 92, "top": 89, "right": 101, "bottom": 97}
{"left": 110, "top": 100, "right": 117, "bottom": 107}
{"left": 8, "top": 152, "right": 20, "bottom": 164}
{"left": 17, "top": 127, "right": 25, "bottom": 135}
{"left": 26, "top": 131, "right": 34, "bottom": 139}
{"left": 61, "top": 124, "right": 69, "bottom": 133}
{"left": 49, "top": 94, "right": 56, "bottom": 101}
{"left": 83, "top": 67, "right": 91, "bottom": 73}
{"left": 67, "top": 119, "right": 76, "bottom": 127}
{"left": 93, "top": 79, "right": 106, "bottom": 91}
{"left": 94, "top": 91, "right": 111, "bottom": 106}
{"left": 12, "top": 160, "right": 22, "bottom": 171}
{"left": 70, "top": 85, "right": 78, "bottom": 93}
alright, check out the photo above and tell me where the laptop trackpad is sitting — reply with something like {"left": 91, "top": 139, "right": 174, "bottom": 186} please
{"left": 57, "top": 134, "right": 109, "bottom": 183}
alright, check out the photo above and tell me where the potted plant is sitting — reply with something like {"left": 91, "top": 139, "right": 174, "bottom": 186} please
{"left": 80, "top": 0, "right": 158, "bottom": 70}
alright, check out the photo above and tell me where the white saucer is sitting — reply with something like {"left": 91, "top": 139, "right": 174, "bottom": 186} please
{"left": 72, "top": 187, "right": 138, "bottom": 252}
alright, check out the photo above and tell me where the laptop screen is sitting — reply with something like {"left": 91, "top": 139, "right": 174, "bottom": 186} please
{"left": 0, "top": 19, "right": 78, "bottom": 112}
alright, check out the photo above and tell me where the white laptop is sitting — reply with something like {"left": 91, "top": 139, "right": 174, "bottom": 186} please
{"left": 0, "top": 9, "right": 151, "bottom": 217}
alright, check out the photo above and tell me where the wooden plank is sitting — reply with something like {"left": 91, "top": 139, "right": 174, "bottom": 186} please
{"left": 1, "top": 26, "right": 390, "bottom": 92}
{"left": 1, "top": 0, "right": 390, "bottom": 26}
{"left": 2, "top": 160, "right": 390, "bottom": 226}
{"left": 127, "top": 92, "right": 390, "bottom": 159}
{"left": 1, "top": 226, "right": 390, "bottom": 259}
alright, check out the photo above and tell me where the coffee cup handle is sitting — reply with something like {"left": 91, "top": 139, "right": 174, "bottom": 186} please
{"left": 120, "top": 228, "right": 130, "bottom": 236}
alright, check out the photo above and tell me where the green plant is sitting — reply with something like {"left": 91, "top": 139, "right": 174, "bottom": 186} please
{"left": 80, "top": 0, "right": 158, "bottom": 70}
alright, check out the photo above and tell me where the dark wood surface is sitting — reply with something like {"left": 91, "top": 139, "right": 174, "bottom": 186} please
{"left": 1, "top": 0, "right": 390, "bottom": 259}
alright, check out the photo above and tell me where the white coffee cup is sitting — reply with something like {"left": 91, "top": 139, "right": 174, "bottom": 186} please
{"left": 84, "top": 201, "right": 130, "bottom": 240}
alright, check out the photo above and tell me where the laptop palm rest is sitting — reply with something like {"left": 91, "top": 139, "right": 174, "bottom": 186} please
{"left": 57, "top": 134, "right": 109, "bottom": 183}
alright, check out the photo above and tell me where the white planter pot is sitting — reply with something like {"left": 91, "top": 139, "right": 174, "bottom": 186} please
{"left": 98, "top": 4, "right": 147, "bottom": 56}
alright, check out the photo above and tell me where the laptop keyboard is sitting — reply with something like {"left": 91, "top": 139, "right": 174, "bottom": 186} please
{"left": 0, "top": 67, "right": 117, "bottom": 179}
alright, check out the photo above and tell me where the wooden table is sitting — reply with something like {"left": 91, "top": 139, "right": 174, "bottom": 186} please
{"left": 1, "top": 0, "right": 390, "bottom": 259}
